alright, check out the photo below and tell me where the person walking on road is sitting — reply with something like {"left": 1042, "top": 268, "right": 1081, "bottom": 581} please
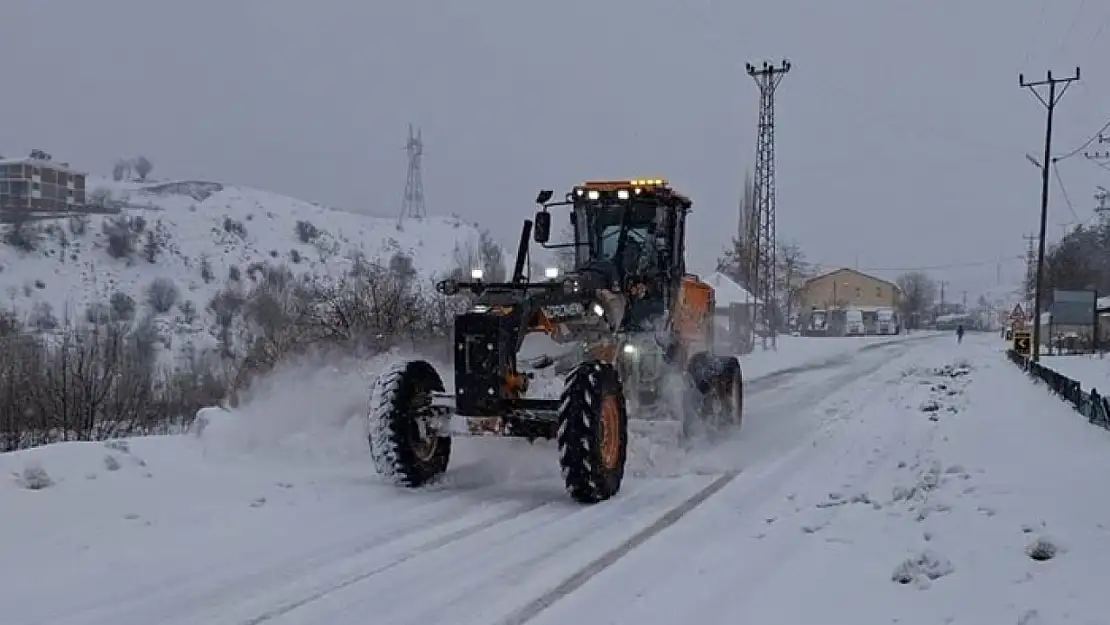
{"left": 956, "top": 324, "right": 965, "bottom": 344}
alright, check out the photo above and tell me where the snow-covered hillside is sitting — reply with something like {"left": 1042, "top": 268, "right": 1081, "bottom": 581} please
{"left": 0, "top": 176, "right": 489, "bottom": 352}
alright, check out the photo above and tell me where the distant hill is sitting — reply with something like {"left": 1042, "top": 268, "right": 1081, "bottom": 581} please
{"left": 0, "top": 175, "right": 495, "bottom": 361}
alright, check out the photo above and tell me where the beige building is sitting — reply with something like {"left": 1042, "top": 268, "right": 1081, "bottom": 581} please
{"left": 800, "top": 267, "right": 900, "bottom": 311}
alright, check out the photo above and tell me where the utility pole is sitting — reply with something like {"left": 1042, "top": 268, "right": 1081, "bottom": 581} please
{"left": 745, "top": 59, "right": 791, "bottom": 351}
{"left": 939, "top": 280, "right": 948, "bottom": 316}
{"left": 1020, "top": 67, "right": 1080, "bottom": 362}
{"left": 399, "top": 124, "right": 426, "bottom": 223}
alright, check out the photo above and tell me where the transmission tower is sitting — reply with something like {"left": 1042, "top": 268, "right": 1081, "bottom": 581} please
{"left": 399, "top": 124, "right": 426, "bottom": 222}
{"left": 745, "top": 59, "right": 790, "bottom": 350}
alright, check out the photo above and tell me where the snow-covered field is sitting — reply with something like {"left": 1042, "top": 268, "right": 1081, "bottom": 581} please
{"left": 1041, "top": 353, "right": 1110, "bottom": 393}
{"left": 5, "top": 332, "right": 1108, "bottom": 624}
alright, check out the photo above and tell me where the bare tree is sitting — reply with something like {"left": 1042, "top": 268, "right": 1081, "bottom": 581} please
{"left": 776, "top": 240, "right": 811, "bottom": 326}
{"left": 133, "top": 155, "right": 153, "bottom": 181}
{"left": 896, "top": 271, "right": 938, "bottom": 329}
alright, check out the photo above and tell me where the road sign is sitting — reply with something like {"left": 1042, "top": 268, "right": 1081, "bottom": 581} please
{"left": 1009, "top": 304, "right": 1025, "bottom": 320}
{"left": 1013, "top": 330, "right": 1032, "bottom": 356}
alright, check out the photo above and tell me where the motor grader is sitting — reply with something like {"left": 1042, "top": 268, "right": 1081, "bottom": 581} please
{"left": 367, "top": 178, "right": 743, "bottom": 504}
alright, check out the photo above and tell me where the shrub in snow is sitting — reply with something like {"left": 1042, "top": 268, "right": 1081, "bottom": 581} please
{"left": 85, "top": 301, "right": 113, "bottom": 324}
{"left": 3, "top": 218, "right": 41, "bottom": 252}
{"left": 17, "top": 463, "right": 54, "bottom": 490}
{"left": 179, "top": 300, "right": 198, "bottom": 324}
{"left": 1027, "top": 536, "right": 1059, "bottom": 561}
{"left": 200, "top": 255, "right": 214, "bottom": 283}
{"left": 68, "top": 214, "right": 89, "bottom": 236}
{"left": 28, "top": 301, "right": 58, "bottom": 331}
{"left": 223, "top": 217, "right": 247, "bottom": 239}
{"left": 110, "top": 291, "right": 136, "bottom": 321}
{"left": 102, "top": 216, "right": 135, "bottom": 259}
{"left": 103, "top": 454, "right": 121, "bottom": 471}
{"left": 143, "top": 231, "right": 161, "bottom": 263}
{"left": 891, "top": 550, "right": 953, "bottom": 585}
{"left": 228, "top": 265, "right": 241, "bottom": 282}
{"left": 290, "top": 249, "right": 302, "bottom": 264}
{"left": 146, "top": 278, "right": 179, "bottom": 313}
{"left": 295, "top": 220, "right": 321, "bottom": 243}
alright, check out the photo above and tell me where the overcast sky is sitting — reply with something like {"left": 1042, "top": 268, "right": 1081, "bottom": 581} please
{"left": 2, "top": 0, "right": 1108, "bottom": 302}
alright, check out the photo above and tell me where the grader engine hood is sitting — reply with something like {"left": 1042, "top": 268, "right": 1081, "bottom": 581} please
{"left": 537, "top": 287, "right": 627, "bottom": 343}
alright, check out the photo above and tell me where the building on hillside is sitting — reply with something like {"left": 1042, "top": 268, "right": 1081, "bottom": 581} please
{"left": 0, "top": 150, "right": 86, "bottom": 214}
{"left": 800, "top": 267, "right": 900, "bottom": 311}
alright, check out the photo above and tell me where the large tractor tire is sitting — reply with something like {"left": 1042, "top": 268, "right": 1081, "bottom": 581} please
{"left": 557, "top": 361, "right": 628, "bottom": 504}
{"left": 368, "top": 359, "right": 452, "bottom": 487}
{"left": 685, "top": 352, "right": 744, "bottom": 431}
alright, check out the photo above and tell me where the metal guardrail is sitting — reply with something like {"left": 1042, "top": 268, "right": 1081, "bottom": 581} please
{"left": 1006, "top": 349, "right": 1110, "bottom": 430}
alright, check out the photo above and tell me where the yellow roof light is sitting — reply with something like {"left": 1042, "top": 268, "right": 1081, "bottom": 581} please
{"left": 581, "top": 178, "right": 668, "bottom": 191}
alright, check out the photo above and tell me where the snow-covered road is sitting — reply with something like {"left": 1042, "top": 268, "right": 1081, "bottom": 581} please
{"left": 9, "top": 332, "right": 1108, "bottom": 625}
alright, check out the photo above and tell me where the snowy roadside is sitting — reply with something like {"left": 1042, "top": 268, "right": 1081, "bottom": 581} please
{"left": 529, "top": 333, "right": 1110, "bottom": 625}
{"left": 1040, "top": 352, "right": 1110, "bottom": 394}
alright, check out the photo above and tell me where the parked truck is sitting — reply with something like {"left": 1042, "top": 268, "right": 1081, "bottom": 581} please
{"left": 876, "top": 308, "right": 900, "bottom": 335}
{"left": 846, "top": 308, "right": 865, "bottom": 336}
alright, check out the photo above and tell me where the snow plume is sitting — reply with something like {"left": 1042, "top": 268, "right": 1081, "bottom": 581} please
{"left": 197, "top": 347, "right": 449, "bottom": 468}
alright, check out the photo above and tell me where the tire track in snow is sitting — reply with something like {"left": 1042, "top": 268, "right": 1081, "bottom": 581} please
{"left": 62, "top": 490, "right": 541, "bottom": 625}
{"left": 239, "top": 496, "right": 556, "bottom": 625}
{"left": 497, "top": 471, "right": 739, "bottom": 625}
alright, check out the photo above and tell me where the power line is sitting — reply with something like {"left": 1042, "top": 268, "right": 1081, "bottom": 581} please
{"left": 1055, "top": 118, "right": 1110, "bottom": 162}
{"left": 665, "top": 0, "right": 1027, "bottom": 159}
{"left": 1021, "top": 0, "right": 1052, "bottom": 69}
{"left": 1086, "top": 10, "right": 1109, "bottom": 51}
{"left": 1053, "top": 0, "right": 1090, "bottom": 59}
{"left": 1051, "top": 159, "right": 1081, "bottom": 222}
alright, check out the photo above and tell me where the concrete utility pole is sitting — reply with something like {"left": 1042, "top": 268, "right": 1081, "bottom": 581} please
{"left": 1020, "top": 67, "right": 1080, "bottom": 362}
{"left": 746, "top": 59, "right": 791, "bottom": 351}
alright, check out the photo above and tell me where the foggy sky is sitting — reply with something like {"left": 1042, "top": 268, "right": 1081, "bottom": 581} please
{"left": 2, "top": 0, "right": 1108, "bottom": 302}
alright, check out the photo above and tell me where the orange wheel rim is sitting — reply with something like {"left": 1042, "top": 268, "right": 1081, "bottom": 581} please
{"left": 600, "top": 395, "right": 621, "bottom": 470}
